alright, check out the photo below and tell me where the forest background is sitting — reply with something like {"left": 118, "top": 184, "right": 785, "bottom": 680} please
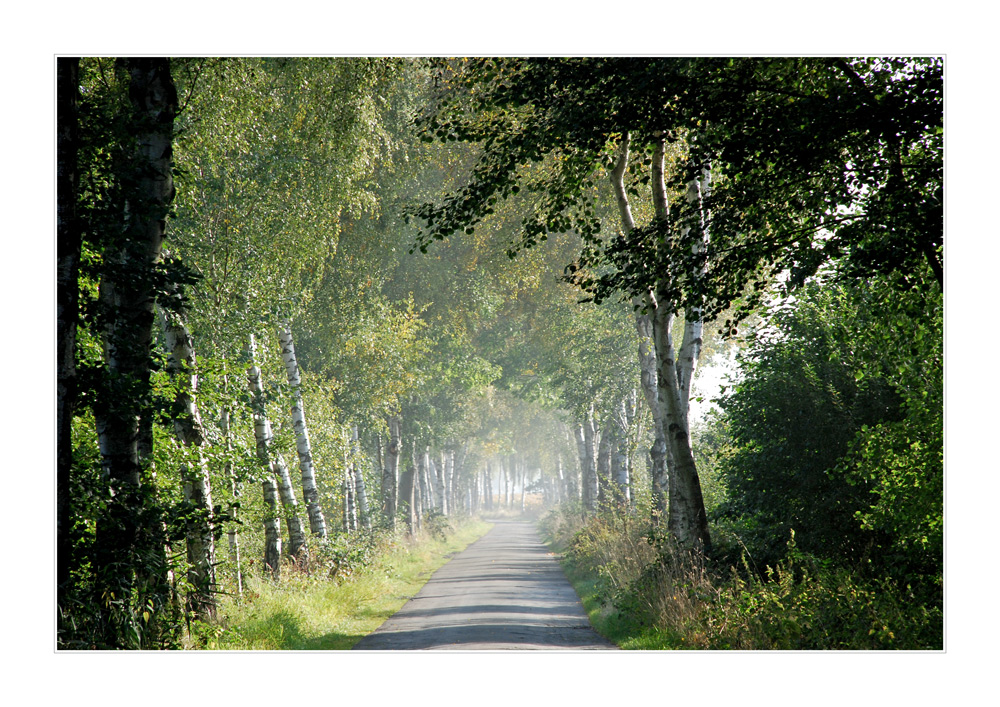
{"left": 7, "top": 3, "right": 999, "bottom": 706}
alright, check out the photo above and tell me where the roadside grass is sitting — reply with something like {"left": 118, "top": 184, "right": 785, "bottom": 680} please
{"left": 191, "top": 518, "right": 493, "bottom": 650}
{"left": 541, "top": 505, "right": 942, "bottom": 650}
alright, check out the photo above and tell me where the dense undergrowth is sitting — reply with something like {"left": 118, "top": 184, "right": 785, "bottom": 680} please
{"left": 541, "top": 503, "right": 942, "bottom": 650}
{"left": 187, "top": 517, "right": 492, "bottom": 650}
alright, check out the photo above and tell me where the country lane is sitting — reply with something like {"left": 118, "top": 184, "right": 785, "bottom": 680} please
{"left": 352, "top": 519, "right": 618, "bottom": 650}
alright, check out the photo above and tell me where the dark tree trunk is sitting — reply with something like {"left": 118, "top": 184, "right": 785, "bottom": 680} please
{"left": 57, "top": 56, "right": 81, "bottom": 608}
{"left": 92, "top": 58, "right": 178, "bottom": 646}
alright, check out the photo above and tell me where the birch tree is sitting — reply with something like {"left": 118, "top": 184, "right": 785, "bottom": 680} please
{"left": 351, "top": 426, "right": 372, "bottom": 530}
{"left": 159, "top": 297, "right": 216, "bottom": 619}
{"left": 382, "top": 415, "right": 401, "bottom": 528}
{"left": 278, "top": 323, "right": 327, "bottom": 539}
{"left": 217, "top": 379, "right": 242, "bottom": 594}
{"left": 248, "top": 335, "right": 306, "bottom": 568}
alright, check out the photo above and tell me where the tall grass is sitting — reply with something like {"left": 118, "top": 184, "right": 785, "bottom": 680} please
{"left": 540, "top": 505, "right": 942, "bottom": 650}
{"left": 189, "top": 518, "right": 493, "bottom": 650}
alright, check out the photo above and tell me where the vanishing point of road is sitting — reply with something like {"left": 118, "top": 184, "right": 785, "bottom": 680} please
{"left": 352, "top": 519, "right": 617, "bottom": 650}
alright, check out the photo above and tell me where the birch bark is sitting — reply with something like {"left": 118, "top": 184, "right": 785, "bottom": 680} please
{"left": 352, "top": 426, "right": 372, "bottom": 530}
{"left": 597, "top": 424, "right": 611, "bottom": 507}
{"left": 248, "top": 335, "right": 307, "bottom": 563}
{"left": 247, "top": 339, "right": 282, "bottom": 577}
{"left": 649, "top": 133, "right": 712, "bottom": 552}
{"left": 159, "top": 302, "right": 216, "bottom": 619}
{"left": 278, "top": 323, "right": 327, "bottom": 539}
{"left": 218, "top": 391, "right": 242, "bottom": 595}
{"left": 609, "top": 400, "right": 631, "bottom": 506}
{"left": 383, "top": 415, "right": 401, "bottom": 528}
{"left": 445, "top": 449, "right": 455, "bottom": 516}
{"left": 583, "top": 408, "right": 599, "bottom": 513}
{"left": 398, "top": 442, "right": 416, "bottom": 534}
{"left": 420, "top": 447, "right": 435, "bottom": 511}
{"left": 609, "top": 133, "right": 670, "bottom": 521}
{"left": 345, "top": 462, "right": 358, "bottom": 532}
{"left": 484, "top": 461, "right": 494, "bottom": 511}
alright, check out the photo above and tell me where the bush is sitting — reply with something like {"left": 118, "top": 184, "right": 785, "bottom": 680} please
{"left": 552, "top": 508, "right": 942, "bottom": 650}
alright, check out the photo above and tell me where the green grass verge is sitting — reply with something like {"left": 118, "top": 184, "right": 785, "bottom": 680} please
{"left": 193, "top": 519, "right": 493, "bottom": 650}
{"left": 547, "top": 530, "right": 682, "bottom": 650}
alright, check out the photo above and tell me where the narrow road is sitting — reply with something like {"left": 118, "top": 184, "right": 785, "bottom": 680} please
{"left": 352, "top": 519, "right": 617, "bottom": 650}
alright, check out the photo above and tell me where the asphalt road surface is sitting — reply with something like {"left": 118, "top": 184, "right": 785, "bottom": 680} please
{"left": 352, "top": 519, "right": 617, "bottom": 650}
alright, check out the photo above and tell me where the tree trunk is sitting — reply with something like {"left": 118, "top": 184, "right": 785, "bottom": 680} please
{"left": 484, "top": 461, "right": 494, "bottom": 511}
{"left": 352, "top": 426, "right": 372, "bottom": 530}
{"left": 610, "top": 397, "right": 632, "bottom": 506}
{"left": 398, "top": 451, "right": 416, "bottom": 535}
{"left": 159, "top": 301, "right": 216, "bottom": 620}
{"left": 344, "top": 432, "right": 358, "bottom": 532}
{"left": 520, "top": 459, "right": 527, "bottom": 512}
{"left": 653, "top": 140, "right": 713, "bottom": 552}
{"left": 278, "top": 323, "right": 327, "bottom": 539}
{"left": 653, "top": 305, "right": 711, "bottom": 553}
{"left": 383, "top": 415, "right": 401, "bottom": 528}
{"left": 247, "top": 341, "right": 283, "bottom": 579}
{"left": 248, "top": 335, "right": 307, "bottom": 565}
{"left": 582, "top": 408, "right": 599, "bottom": 514}
{"left": 57, "top": 57, "right": 81, "bottom": 605}
{"left": 262, "top": 477, "right": 282, "bottom": 579}
{"left": 218, "top": 387, "right": 242, "bottom": 596}
{"left": 597, "top": 423, "right": 611, "bottom": 507}
{"left": 440, "top": 450, "right": 451, "bottom": 516}
{"left": 92, "top": 58, "right": 177, "bottom": 644}
{"left": 419, "top": 446, "right": 435, "bottom": 512}
{"left": 609, "top": 132, "right": 669, "bottom": 522}
{"left": 555, "top": 454, "right": 565, "bottom": 504}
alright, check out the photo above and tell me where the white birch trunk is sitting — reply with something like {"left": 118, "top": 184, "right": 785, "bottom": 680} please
{"left": 610, "top": 399, "right": 631, "bottom": 506}
{"left": 158, "top": 303, "right": 216, "bottom": 619}
{"left": 519, "top": 459, "right": 527, "bottom": 512}
{"left": 343, "top": 432, "right": 357, "bottom": 532}
{"left": 445, "top": 449, "right": 456, "bottom": 516}
{"left": 643, "top": 133, "right": 712, "bottom": 552}
{"left": 398, "top": 445, "right": 416, "bottom": 535}
{"left": 431, "top": 452, "right": 445, "bottom": 514}
{"left": 583, "top": 408, "right": 599, "bottom": 513}
{"left": 248, "top": 335, "right": 307, "bottom": 563}
{"left": 219, "top": 399, "right": 242, "bottom": 595}
{"left": 597, "top": 423, "right": 611, "bottom": 507}
{"left": 420, "top": 447, "right": 435, "bottom": 511}
{"left": 383, "top": 415, "right": 401, "bottom": 528}
{"left": 247, "top": 341, "right": 282, "bottom": 578}
{"left": 352, "top": 426, "right": 372, "bottom": 530}
{"left": 262, "top": 476, "right": 282, "bottom": 579}
{"left": 610, "top": 132, "right": 670, "bottom": 521}
{"left": 484, "top": 461, "right": 494, "bottom": 511}
{"left": 556, "top": 454, "right": 565, "bottom": 504}
{"left": 278, "top": 323, "right": 327, "bottom": 539}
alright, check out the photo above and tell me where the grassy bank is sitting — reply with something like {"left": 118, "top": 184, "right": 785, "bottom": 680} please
{"left": 541, "top": 505, "right": 941, "bottom": 650}
{"left": 191, "top": 518, "right": 493, "bottom": 650}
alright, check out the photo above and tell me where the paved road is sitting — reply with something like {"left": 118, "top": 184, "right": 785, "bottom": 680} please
{"left": 352, "top": 519, "right": 617, "bottom": 650}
